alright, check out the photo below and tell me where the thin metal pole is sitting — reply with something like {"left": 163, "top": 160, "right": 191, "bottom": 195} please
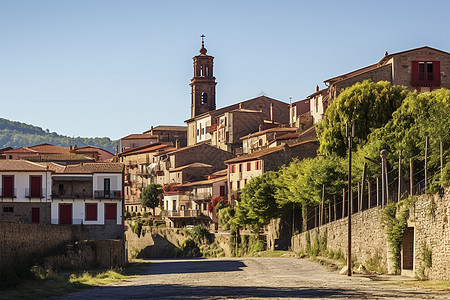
{"left": 376, "top": 177, "right": 380, "bottom": 207}
{"left": 425, "top": 136, "right": 429, "bottom": 193}
{"left": 361, "top": 163, "right": 366, "bottom": 210}
{"left": 347, "top": 121, "right": 353, "bottom": 276}
{"left": 398, "top": 150, "right": 402, "bottom": 202}
{"left": 410, "top": 159, "right": 414, "bottom": 196}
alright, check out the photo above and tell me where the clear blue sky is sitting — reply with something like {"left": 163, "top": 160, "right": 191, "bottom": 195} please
{"left": 1, "top": 0, "right": 450, "bottom": 140}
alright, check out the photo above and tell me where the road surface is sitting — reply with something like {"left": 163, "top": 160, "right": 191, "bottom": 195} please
{"left": 55, "top": 257, "right": 449, "bottom": 299}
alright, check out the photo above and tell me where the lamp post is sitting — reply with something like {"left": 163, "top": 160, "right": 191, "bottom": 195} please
{"left": 346, "top": 121, "right": 354, "bottom": 276}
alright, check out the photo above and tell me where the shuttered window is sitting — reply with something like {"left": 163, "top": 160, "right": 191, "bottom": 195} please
{"left": 85, "top": 203, "right": 98, "bottom": 221}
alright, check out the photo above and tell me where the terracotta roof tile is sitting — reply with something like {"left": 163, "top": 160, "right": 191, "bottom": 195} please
{"left": 169, "top": 163, "right": 213, "bottom": 172}
{"left": 178, "top": 176, "right": 227, "bottom": 187}
{"left": 62, "top": 163, "right": 124, "bottom": 174}
{"left": 143, "top": 125, "right": 187, "bottom": 134}
{"left": 0, "top": 160, "right": 48, "bottom": 171}
{"left": 121, "top": 133, "right": 158, "bottom": 140}
{"left": 225, "top": 144, "right": 286, "bottom": 164}
{"left": 240, "top": 127, "right": 297, "bottom": 140}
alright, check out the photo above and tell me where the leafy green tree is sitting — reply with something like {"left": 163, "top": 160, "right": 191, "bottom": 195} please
{"left": 317, "top": 80, "right": 409, "bottom": 157}
{"left": 234, "top": 171, "right": 279, "bottom": 232}
{"left": 140, "top": 184, "right": 163, "bottom": 216}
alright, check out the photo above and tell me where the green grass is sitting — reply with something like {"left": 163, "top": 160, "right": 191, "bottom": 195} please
{"left": 0, "top": 262, "right": 151, "bottom": 300}
{"left": 251, "top": 250, "right": 296, "bottom": 257}
{"left": 383, "top": 280, "right": 450, "bottom": 291}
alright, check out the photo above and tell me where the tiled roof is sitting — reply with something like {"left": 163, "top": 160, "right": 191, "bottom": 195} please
{"left": 143, "top": 125, "right": 187, "bottom": 134}
{"left": 324, "top": 63, "right": 379, "bottom": 84}
{"left": 28, "top": 144, "right": 70, "bottom": 154}
{"left": 62, "top": 163, "right": 124, "bottom": 174}
{"left": 120, "top": 143, "right": 172, "bottom": 156}
{"left": 36, "top": 162, "right": 66, "bottom": 173}
{"left": 3, "top": 147, "right": 38, "bottom": 154}
{"left": 121, "top": 133, "right": 158, "bottom": 140}
{"left": 169, "top": 163, "right": 213, "bottom": 172}
{"left": 212, "top": 169, "right": 227, "bottom": 176}
{"left": 186, "top": 95, "right": 287, "bottom": 122}
{"left": 240, "top": 127, "right": 297, "bottom": 140}
{"left": 178, "top": 176, "right": 227, "bottom": 187}
{"left": 225, "top": 144, "right": 286, "bottom": 164}
{"left": 0, "top": 160, "right": 48, "bottom": 171}
{"left": 22, "top": 153, "right": 95, "bottom": 162}
{"left": 276, "top": 126, "right": 317, "bottom": 141}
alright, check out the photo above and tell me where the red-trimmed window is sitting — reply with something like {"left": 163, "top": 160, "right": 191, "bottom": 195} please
{"left": 30, "top": 176, "right": 42, "bottom": 197}
{"left": 2, "top": 175, "right": 14, "bottom": 197}
{"left": 85, "top": 203, "right": 98, "bottom": 221}
{"left": 247, "top": 162, "right": 251, "bottom": 171}
{"left": 220, "top": 185, "right": 225, "bottom": 196}
{"left": 255, "top": 161, "right": 261, "bottom": 170}
{"left": 412, "top": 61, "right": 440, "bottom": 86}
{"left": 105, "top": 203, "right": 117, "bottom": 220}
{"left": 230, "top": 165, "right": 236, "bottom": 173}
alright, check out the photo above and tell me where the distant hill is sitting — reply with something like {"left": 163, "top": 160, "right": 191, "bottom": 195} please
{"left": 0, "top": 118, "right": 118, "bottom": 153}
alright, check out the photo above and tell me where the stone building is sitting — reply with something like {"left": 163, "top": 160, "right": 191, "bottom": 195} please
{"left": 225, "top": 140, "right": 319, "bottom": 195}
{"left": 308, "top": 46, "right": 450, "bottom": 123}
{"left": 142, "top": 125, "right": 188, "bottom": 148}
{"left": 185, "top": 40, "right": 290, "bottom": 153}
{"left": 240, "top": 127, "right": 298, "bottom": 154}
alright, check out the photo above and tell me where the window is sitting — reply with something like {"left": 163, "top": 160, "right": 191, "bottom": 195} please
{"left": 197, "top": 129, "right": 200, "bottom": 136}
{"left": 220, "top": 185, "right": 225, "bottom": 197}
{"left": 412, "top": 61, "right": 440, "bottom": 86}
{"left": 239, "top": 164, "right": 242, "bottom": 173}
{"left": 201, "top": 92, "right": 208, "bottom": 104}
{"left": 2, "top": 175, "right": 14, "bottom": 197}
{"left": 85, "top": 203, "right": 98, "bottom": 221}
{"left": 201, "top": 128, "right": 205, "bottom": 135}
{"left": 3, "top": 207, "right": 13, "bottom": 213}
{"left": 237, "top": 181, "right": 240, "bottom": 189}
{"left": 104, "top": 178, "right": 111, "bottom": 198}
{"left": 230, "top": 165, "right": 236, "bottom": 173}
{"left": 30, "top": 175, "right": 42, "bottom": 198}
{"left": 199, "top": 65, "right": 203, "bottom": 77}
{"left": 105, "top": 203, "right": 117, "bottom": 220}
{"left": 247, "top": 162, "right": 251, "bottom": 171}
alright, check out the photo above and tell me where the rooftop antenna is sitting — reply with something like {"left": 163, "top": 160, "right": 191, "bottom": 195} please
{"left": 201, "top": 34, "right": 205, "bottom": 47}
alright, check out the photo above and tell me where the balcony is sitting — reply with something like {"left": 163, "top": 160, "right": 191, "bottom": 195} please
{"left": 0, "top": 188, "right": 17, "bottom": 198}
{"left": 25, "top": 188, "right": 46, "bottom": 198}
{"left": 52, "top": 191, "right": 93, "bottom": 199}
{"left": 94, "top": 190, "right": 122, "bottom": 199}
{"left": 162, "top": 209, "right": 204, "bottom": 218}
{"left": 189, "top": 193, "right": 212, "bottom": 201}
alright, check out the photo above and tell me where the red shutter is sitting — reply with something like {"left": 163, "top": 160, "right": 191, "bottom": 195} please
{"left": 85, "top": 203, "right": 98, "bottom": 221}
{"left": 247, "top": 163, "right": 251, "bottom": 171}
{"left": 2, "top": 176, "right": 14, "bottom": 197}
{"left": 30, "top": 176, "right": 42, "bottom": 197}
{"left": 219, "top": 185, "right": 225, "bottom": 197}
{"left": 31, "top": 207, "right": 40, "bottom": 223}
{"left": 434, "top": 61, "right": 441, "bottom": 85}
{"left": 411, "top": 61, "right": 419, "bottom": 85}
{"left": 59, "top": 204, "right": 72, "bottom": 225}
{"left": 105, "top": 203, "right": 117, "bottom": 220}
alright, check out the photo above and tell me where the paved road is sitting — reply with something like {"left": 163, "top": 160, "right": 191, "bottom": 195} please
{"left": 56, "top": 257, "right": 449, "bottom": 299}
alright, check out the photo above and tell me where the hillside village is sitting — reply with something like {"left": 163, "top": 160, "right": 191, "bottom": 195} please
{"left": 1, "top": 43, "right": 450, "bottom": 283}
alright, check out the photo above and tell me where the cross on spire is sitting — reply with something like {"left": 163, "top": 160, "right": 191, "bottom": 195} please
{"left": 201, "top": 34, "right": 205, "bottom": 46}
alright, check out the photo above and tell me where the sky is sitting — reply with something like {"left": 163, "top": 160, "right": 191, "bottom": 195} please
{"left": 1, "top": 0, "right": 450, "bottom": 140}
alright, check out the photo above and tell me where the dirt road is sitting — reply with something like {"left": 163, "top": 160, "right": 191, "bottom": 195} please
{"left": 56, "top": 257, "right": 450, "bottom": 299}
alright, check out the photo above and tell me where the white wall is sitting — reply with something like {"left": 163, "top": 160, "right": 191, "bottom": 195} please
{"left": 51, "top": 199, "right": 122, "bottom": 225}
{"left": 196, "top": 116, "right": 211, "bottom": 143}
{"left": 0, "top": 171, "right": 51, "bottom": 202}
{"left": 164, "top": 195, "right": 179, "bottom": 210}
{"left": 93, "top": 173, "right": 122, "bottom": 191}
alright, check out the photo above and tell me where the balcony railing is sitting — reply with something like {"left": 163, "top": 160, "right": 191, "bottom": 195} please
{"left": 52, "top": 192, "right": 93, "bottom": 199}
{"left": 94, "top": 190, "right": 122, "bottom": 199}
{"left": 189, "top": 193, "right": 212, "bottom": 201}
{"left": 162, "top": 209, "right": 203, "bottom": 218}
{"left": 0, "top": 188, "right": 17, "bottom": 198}
{"left": 25, "top": 188, "right": 46, "bottom": 198}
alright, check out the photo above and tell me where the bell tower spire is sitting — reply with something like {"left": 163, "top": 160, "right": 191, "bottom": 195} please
{"left": 190, "top": 34, "right": 217, "bottom": 118}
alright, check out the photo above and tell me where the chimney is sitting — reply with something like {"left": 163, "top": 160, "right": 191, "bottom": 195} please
{"left": 151, "top": 126, "right": 154, "bottom": 135}
{"left": 270, "top": 103, "right": 274, "bottom": 123}
{"left": 176, "top": 139, "right": 180, "bottom": 149}
{"left": 316, "top": 85, "right": 319, "bottom": 92}
{"left": 239, "top": 103, "right": 242, "bottom": 109}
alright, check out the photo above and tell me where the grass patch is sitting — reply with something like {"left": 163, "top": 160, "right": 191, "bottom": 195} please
{"left": 252, "top": 250, "right": 295, "bottom": 257}
{"left": 0, "top": 262, "right": 150, "bottom": 300}
{"left": 383, "top": 280, "right": 450, "bottom": 291}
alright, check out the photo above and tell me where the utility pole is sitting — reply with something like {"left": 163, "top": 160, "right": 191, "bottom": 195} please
{"left": 346, "top": 121, "right": 354, "bottom": 276}
{"left": 380, "top": 149, "right": 389, "bottom": 207}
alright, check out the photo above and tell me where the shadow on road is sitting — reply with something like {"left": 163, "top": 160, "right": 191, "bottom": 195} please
{"left": 57, "top": 283, "right": 430, "bottom": 299}
{"left": 143, "top": 259, "right": 246, "bottom": 275}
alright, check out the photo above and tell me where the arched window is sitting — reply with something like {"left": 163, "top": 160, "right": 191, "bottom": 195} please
{"left": 205, "top": 66, "right": 209, "bottom": 77}
{"left": 201, "top": 92, "right": 208, "bottom": 104}
{"left": 199, "top": 65, "right": 203, "bottom": 77}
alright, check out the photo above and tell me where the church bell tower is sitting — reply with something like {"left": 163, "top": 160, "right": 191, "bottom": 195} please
{"left": 190, "top": 35, "right": 217, "bottom": 118}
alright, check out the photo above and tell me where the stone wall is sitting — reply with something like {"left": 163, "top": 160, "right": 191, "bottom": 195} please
{"left": 0, "top": 202, "right": 51, "bottom": 223}
{"left": 0, "top": 222, "right": 125, "bottom": 281}
{"left": 291, "top": 207, "right": 389, "bottom": 273}
{"left": 410, "top": 188, "right": 450, "bottom": 280}
{"left": 291, "top": 187, "right": 450, "bottom": 280}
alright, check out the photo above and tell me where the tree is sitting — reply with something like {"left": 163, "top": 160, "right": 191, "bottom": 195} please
{"left": 234, "top": 171, "right": 279, "bottom": 232}
{"left": 140, "top": 184, "right": 163, "bottom": 216}
{"left": 317, "top": 80, "right": 409, "bottom": 157}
